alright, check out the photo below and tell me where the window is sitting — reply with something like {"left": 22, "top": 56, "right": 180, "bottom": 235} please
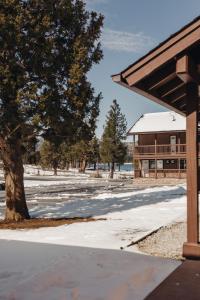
{"left": 149, "top": 160, "right": 155, "bottom": 169}
{"left": 180, "top": 159, "right": 186, "bottom": 169}
{"left": 166, "top": 159, "right": 175, "bottom": 164}
{"left": 157, "top": 160, "right": 163, "bottom": 169}
{"left": 170, "top": 136, "right": 176, "bottom": 153}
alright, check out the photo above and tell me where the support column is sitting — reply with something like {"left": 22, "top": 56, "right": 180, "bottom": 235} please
{"left": 155, "top": 134, "right": 157, "bottom": 179}
{"left": 183, "top": 82, "right": 200, "bottom": 258}
{"left": 133, "top": 135, "right": 137, "bottom": 178}
{"left": 178, "top": 134, "right": 181, "bottom": 179}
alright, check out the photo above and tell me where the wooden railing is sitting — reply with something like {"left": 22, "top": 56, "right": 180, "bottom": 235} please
{"left": 134, "top": 168, "right": 187, "bottom": 178}
{"left": 133, "top": 144, "right": 189, "bottom": 156}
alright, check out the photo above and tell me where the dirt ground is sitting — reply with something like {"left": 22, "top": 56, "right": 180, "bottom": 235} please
{"left": 131, "top": 177, "right": 185, "bottom": 188}
{"left": 0, "top": 217, "right": 106, "bottom": 229}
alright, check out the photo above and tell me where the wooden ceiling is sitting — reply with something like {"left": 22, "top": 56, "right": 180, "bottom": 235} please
{"left": 112, "top": 17, "right": 200, "bottom": 119}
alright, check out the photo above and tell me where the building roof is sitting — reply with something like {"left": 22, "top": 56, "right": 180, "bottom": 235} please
{"left": 128, "top": 111, "right": 186, "bottom": 134}
{"left": 112, "top": 16, "right": 200, "bottom": 118}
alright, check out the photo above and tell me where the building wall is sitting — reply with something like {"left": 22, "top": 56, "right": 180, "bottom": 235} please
{"left": 133, "top": 131, "right": 187, "bottom": 178}
{"left": 138, "top": 132, "right": 186, "bottom": 145}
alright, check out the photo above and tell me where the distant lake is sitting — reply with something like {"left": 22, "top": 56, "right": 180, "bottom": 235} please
{"left": 90, "top": 163, "right": 133, "bottom": 172}
{"left": 120, "top": 163, "right": 134, "bottom": 172}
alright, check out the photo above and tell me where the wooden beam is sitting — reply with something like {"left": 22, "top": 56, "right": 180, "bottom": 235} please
{"left": 171, "top": 94, "right": 186, "bottom": 104}
{"left": 113, "top": 77, "right": 185, "bottom": 116}
{"left": 163, "top": 85, "right": 186, "bottom": 103}
{"left": 183, "top": 82, "right": 199, "bottom": 258}
{"left": 124, "top": 26, "right": 200, "bottom": 86}
{"left": 139, "top": 63, "right": 175, "bottom": 91}
{"left": 123, "top": 18, "right": 200, "bottom": 79}
{"left": 179, "top": 103, "right": 186, "bottom": 109}
{"left": 158, "top": 79, "right": 184, "bottom": 98}
{"left": 149, "top": 73, "right": 176, "bottom": 91}
{"left": 176, "top": 55, "right": 200, "bottom": 84}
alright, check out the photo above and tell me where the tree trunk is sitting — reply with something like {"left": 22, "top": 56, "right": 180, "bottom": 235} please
{"left": 52, "top": 160, "right": 58, "bottom": 176}
{"left": 1, "top": 139, "right": 30, "bottom": 221}
{"left": 66, "top": 162, "right": 69, "bottom": 170}
{"left": 79, "top": 159, "right": 87, "bottom": 173}
{"left": 110, "top": 162, "right": 115, "bottom": 179}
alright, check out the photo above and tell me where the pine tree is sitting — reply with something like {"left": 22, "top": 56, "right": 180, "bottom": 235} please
{"left": 0, "top": 0, "right": 103, "bottom": 221}
{"left": 40, "top": 140, "right": 62, "bottom": 175}
{"left": 100, "top": 100, "right": 127, "bottom": 178}
{"left": 89, "top": 137, "right": 100, "bottom": 170}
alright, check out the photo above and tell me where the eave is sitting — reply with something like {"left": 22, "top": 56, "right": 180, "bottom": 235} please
{"left": 112, "top": 16, "right": 200, "bottom": 118}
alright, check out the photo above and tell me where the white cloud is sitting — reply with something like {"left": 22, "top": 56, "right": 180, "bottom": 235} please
{"left": 84, "top": 0, "right": 107, "bottom": 6}
{"left": 102, "top": 28, "right": 156, "bottom": 53}
{"left": 85, "top": 0, "right": 107, "bottom": 4}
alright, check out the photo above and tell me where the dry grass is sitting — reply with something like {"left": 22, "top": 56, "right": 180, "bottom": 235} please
{"left": 0, "top": 217, "right": 106, "bottom": 230}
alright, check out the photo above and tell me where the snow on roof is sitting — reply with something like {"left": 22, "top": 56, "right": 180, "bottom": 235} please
{"left": 128, "top": 111, "right": 186, "bottom": 134}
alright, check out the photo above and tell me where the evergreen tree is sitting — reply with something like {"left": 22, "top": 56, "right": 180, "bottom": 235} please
{"left": 0, "top": 0, "right": 103, "bottom": 221}
{"left": 59, "top": 142, "right": 72, "bottom": 170}
{"left": 22, "top": 124, "right": 39, "bottom": 165}
{"left": 68, "top": 136, "right": 100, "bottom": 172}
{"left": 40, "top": 140, "right": 62, "bottom": 175}
{"left": 88, "top": 137, "right": 100, "bottom": 170}
{"left": 69, "top": 140, "right": 89, "bottom": 173}
{"left": 100, "top": 100, "right": 127, "bottom": 178}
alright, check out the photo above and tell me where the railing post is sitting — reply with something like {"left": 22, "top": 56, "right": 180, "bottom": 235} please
{"left": 155, "top": 134, "right": 157, "bottom": 179}
{"left": 178, "top": 134, "right": 181, "bottom": 179}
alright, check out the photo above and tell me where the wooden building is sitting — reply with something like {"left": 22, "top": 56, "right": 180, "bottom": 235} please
{"left": 128, "top": 111, "right": 190, "bottom": 178}
{"left": 112, "top": 17, "right": 200, "bottom": 258}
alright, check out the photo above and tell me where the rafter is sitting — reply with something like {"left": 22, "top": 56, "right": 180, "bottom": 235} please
{"left": 158, "top": 78, "right": 184, "bottom": 98}
{"left": 144, "top": 63, "right": 175, "bottom": 91}
{"left": 162, "top": 85, "right": 186, "bottom": 104}
{"left": 176, "top": 55, "right": 200, "bottom": 84}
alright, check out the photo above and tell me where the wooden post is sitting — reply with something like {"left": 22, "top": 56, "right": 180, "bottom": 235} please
{"left": 133, "top": 135, "right": 136, "bottom": 179}
{"left": 178, "top": 159, "right": 181, "bottom": 179}
{"left": 178, "top": 134, "right": 181, "bottom": 179}
{"left": 155, "top": 134, "right": 157, "bottom": 179}
{"left": 183, "top": 82, "right": 200, "bottom": 258}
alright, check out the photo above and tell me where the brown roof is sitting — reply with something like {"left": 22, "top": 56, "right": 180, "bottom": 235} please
{"left": 112, "top": 16, "right": 200, "bottom": 117}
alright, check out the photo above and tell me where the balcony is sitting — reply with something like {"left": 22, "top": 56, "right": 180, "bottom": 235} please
{"left": 133, "top": 144, "right": 200, "bottom": 159}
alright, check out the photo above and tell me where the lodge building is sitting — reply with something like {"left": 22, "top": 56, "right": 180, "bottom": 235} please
{"left": 128, "top": 111, "right": 192, "bottom": 178}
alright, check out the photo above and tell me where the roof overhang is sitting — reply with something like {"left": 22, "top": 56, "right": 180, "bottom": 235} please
{"left": 112, "top": 17, "right": 200, "bottom": 118}
{"left": 128, "top": 130, "right": 186, "bottom": 136}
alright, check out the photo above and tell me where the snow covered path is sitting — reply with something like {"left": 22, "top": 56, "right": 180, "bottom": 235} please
{"left": 0, "top": 174, "right": 187, "bottom": 251}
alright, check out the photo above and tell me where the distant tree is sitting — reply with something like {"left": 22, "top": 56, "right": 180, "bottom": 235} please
{"left": 69, "top": 140, "right": 88, "bottom": 173}
{"left": 22, "top": 125, "right": 39, "bottom": 165}
{"left": 59, "top": 142, "right": 71, "bottom": 170}
{"left": 40, "top": 141, "right": 63, "bottom": 175}
{"left": 89, "top": 137, "right": 100, "bottom": 170}
{"left": 100, "top": 100, "right": 127, "bottom": 178}
{"left": 67, "top": 136, "right": 100, "bottom": 173}
{"left": 0, "top": 0, "right": 103, "bottom": 221}
{"left": 22, "top": 137, "right": 39, "bottom": 165}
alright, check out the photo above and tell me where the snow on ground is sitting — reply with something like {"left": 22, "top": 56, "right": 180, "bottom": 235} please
{"left": 0, "top": 171, "right": 187, "bottom": 251}
{"left": 23, "top": 164, "right": 133, "bottom": 180}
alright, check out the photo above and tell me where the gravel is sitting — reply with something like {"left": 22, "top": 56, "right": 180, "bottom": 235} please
{"left": 137, "top": 222, "right": 187, "bottom": 260}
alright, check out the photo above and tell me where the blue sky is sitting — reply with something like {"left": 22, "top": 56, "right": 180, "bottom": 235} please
{"left": 85, "top": 0, "right": 200, "bottom": 137}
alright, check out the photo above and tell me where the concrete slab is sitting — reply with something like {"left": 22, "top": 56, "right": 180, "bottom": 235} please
{"left": 0, "top": 240, "right": 180, "bottom": 300}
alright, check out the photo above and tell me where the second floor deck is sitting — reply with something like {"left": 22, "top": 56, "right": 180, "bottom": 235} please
{"left": 133, "top": 143, "right": 200, "bottom": 159}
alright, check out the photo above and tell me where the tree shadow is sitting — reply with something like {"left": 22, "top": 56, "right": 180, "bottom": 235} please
{"left": 30, "top": 186, "right": 186, "bottom": 219}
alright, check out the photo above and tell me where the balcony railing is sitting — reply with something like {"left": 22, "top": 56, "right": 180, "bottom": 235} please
{"left": 133, "top": 144, "right": 190, "bottom": 157}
